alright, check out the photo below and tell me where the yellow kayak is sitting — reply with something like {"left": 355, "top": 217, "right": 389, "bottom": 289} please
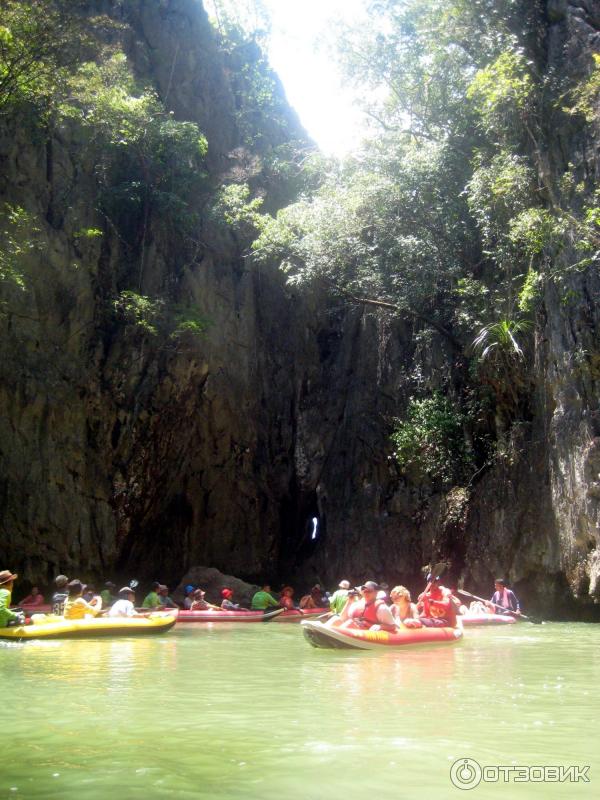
{"left": 0, "top": 612, "right": 177, "bottom": 640}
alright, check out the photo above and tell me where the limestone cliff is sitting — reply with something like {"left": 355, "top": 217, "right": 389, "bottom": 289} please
{"left": 0, "top": 0, "right": 311, "bottom": 584}
{"left": 295, "top": 1, "right": 600, "bottom": 618}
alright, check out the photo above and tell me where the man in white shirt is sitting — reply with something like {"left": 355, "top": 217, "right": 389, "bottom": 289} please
{"left": 108, "top": 586, "right": 142, "bottom": 617}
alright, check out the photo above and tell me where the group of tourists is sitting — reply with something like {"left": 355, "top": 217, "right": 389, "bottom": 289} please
{"left": 0, "top": 571, "right": 183, "bottom": 626}
{"left": 321, "top": 576, "right": 521, "bottom": 632}
{"left": 0, "top": 565, "right": 522, "bottom": 629}
{"left": 318, "top": 578, "right": 456, "bottom": 632}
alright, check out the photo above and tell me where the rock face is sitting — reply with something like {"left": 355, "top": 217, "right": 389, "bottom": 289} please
{"left": 173, "top": 566, "right": 260, "bottom": 608}
{"left": 0, "top": 0, "right": 599, "bottom": 618}
{"left": 0, "top": 0, "right": 311, "bottom": 586}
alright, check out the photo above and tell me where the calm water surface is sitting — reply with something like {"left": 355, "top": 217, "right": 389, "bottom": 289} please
{"left": 2, "top": 621, "right": 598, "bottom": 799}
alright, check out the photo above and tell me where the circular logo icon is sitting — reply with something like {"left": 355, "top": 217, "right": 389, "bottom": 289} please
{"left": 450, "top": 758, "right": 482, "bottom": 790}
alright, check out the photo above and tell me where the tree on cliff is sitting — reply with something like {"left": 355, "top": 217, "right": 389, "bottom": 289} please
{"left": 252, "top": 0, "right": 599, "bottom": 376}
{"left": 0, "top": 0, "right": 92, "bottom": 115}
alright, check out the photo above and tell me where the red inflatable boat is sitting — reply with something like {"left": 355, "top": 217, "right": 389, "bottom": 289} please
{"left": 273, "top": 607, "right": 329, "bottom": 623}
{"left": 459, "top": 612, "right": 516, "bottom": 626}
{"left": 301, "top": 620, "right": 463, "bottom": 650}
{"left": 175, "top": 607, "right": 285, "bottom": 623}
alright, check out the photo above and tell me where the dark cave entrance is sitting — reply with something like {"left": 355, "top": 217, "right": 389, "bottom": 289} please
{"left": 278, "top": 488, "right": 324, "bottom": 581}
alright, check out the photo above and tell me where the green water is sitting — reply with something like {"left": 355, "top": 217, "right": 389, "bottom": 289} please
{"left": 1, "top": 622, "right": 598, "bottom": 799}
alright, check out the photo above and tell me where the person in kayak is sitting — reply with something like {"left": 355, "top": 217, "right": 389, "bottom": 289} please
{"left": 189, "top": 588, "right": 221, "bottom": 611}
{"left": 0, "top": 570, "right": 25, "bottom": 627}
{"left": 299, "top": 585, "right": 325, "bottom": 609}
{"left": 183, "top": 585, "right": 195, "bottom": 609}
{"left": 487, "top": 578, "right": 520, "bottom": 615}
{"left": 83, "top": 585, "right": 98, "bottom": 603}
{"left": 251, "top": 584, "right": 280, "bottom": 610}
{"left": 142, "top": 582, "right": 162, "bottom": 609}
{"left": 418, "top": 580, "right": 457, "bottom": 627}
{"left": 329, "top": 580, "right": 350, "bottom": 615}
{"left": 108, "top": 586, "right": 147, "bottom": 617}
{"left": 100, "top": 582, "right": 118, "bottom": 608}
{"left": 220, "top": 588, "right": 244, "bottom": 611}
{"left": 63, "top": 580, "right": 102, "bottom": 619}
{"left": 158, "top": 585, "right": 179, "bottom": 608}
{"left": 279, "top": 586, "right": 296, "bottom": 610}
{"left": 51, "top": 575, "right": 69, "bottom": 616}
{"left": 337, "top": 581, "right": 396, "bottom": 631}
{"left": 389, "top": 586, "right": 422, "bottom": 628}
{"left": 20, "top": 586, "right": 45, "bottom": 606}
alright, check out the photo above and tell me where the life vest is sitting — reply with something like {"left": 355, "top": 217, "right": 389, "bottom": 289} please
{"left": 422, "top": 594, "right": 456, "bottom": 626}
{"left": 350, "top": 599, "right": 395, "bottom": 632}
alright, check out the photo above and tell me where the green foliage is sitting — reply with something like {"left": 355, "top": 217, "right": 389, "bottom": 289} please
{"left": 113, "top": 291, "right": 208, "bottom": 345}
{"left": 565, "top": 53, "right": 600, "bottom": 123}
{"left": 74, "top": 227, "right": 103, "bottom": 240}
{"left": 254, "top": 139, "right": 473, "bottom": 314}
{"left": 391, "top": 393, "right": 473, "bottom": 485}
{"left": 62, "top": 51, "right": 209, "bottom": 283}
{"left": 0, "top": 203, "right": 40, "bottom": 290}
{"left": 578, "top": 195, "right": 600, "bottom": 251}
{"left": 205, "top": 0, "right": 271, "bottom": 46}
{"left": 169, "top": 306, "right": 209, "bottom": 342}
{"left": 517, "top": 268, "right": 542, "bottom": 313}
{"left": 213, "top": 183, "right": 264, "bottom": 233}
{"left": 67, "top": 53, "right": 208, "bottom": 160}
{"left": 0, "top": 0, "right": 91, "bottom": 115}
{"left": 466, "top": 151, "right": 536, "bottom": 244}
{"left": 467, "top": 49, "right": 534, "bottom": 137}
{"left": 471, "top": 318, "right": 531, "bottom": 363}
{"left": 508, "top": 208, "right": 562, "bottom": 256}
{"left": 113, "top": 291, "right": 163, "bottom": 336}
{"left": 205, "top": 0, "right": 291, "bottom": 146}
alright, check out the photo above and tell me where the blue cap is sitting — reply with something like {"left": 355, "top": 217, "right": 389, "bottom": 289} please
{"left": 185, "top": 584, "right": 194, "bottom": 593}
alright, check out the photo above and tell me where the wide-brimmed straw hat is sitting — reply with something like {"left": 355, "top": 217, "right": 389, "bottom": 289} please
{"left": 0, "top": 570, "right": 17, "bottom": 585}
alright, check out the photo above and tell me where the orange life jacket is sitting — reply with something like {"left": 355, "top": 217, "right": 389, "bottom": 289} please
{"left": 350, "top": 599, "right": 396, "bottom": 631}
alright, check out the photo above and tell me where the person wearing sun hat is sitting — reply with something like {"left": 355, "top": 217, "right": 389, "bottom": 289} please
{"left": 108, "top": 586, "right": 147, "bottom": 618}
{"left": 190, "top": 588, "right": 221, "bottom": 611}
{"left": 0, "top": 570, "right": 24, "bottom": 627}
{"left": 329, "top": 580, "right": 351, "bottom": 615}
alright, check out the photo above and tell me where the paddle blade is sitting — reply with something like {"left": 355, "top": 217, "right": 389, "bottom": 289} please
{"left": 429, "top": 561, "right": 450, "bottom": 581}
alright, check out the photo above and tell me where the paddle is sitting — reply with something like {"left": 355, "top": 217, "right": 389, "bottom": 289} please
{"left": 422, "top": 561, "right": 449, "bottom": 594}
{"left": 457, "top": 589, "right": 542, "bottom": 624}
{"left": 417, "top": 561, "right": 453, "bottom": 623}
